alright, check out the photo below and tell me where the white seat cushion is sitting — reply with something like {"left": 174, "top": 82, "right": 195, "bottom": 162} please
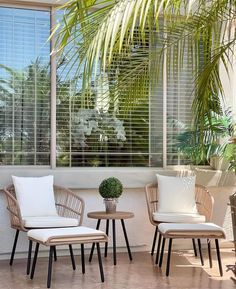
{"left": 156, "top": 174, "right": 197, "bottom": 213}
{"left": 27, "top": 226, "right": 106, "bottom": 243}
{"left": 158, "top": 222, "right": 226, "bottom": 238}
{"left": 153, "top": 212, "right": 206, "bottom": 223}
{"left": 23, "top": 216, "right": 79, "bottom": 228}
{"left": 12, "top": 175, "right": 57, "bottom": 217}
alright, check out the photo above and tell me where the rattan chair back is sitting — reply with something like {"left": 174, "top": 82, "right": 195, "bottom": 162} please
{"left": 145, "top": 182, "right": 214, "bottom": 226}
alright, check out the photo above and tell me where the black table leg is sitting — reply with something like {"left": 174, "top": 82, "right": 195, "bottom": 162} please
{"left": 30, "top": 242, "right": 39, "bottom": 280}
{"left": 112, "top": 219, "right": 116, "bottom": 265}
{"left": 166, "top": 238, "right": 172, "bottom": 276}
{"left": 10, "top": 229, "right": 19, "bottom": 266}
{"left": 151, "top": 227, "right": 158, "bottom": 256}
{"left": 89, "top": 219, "right": 101, "bottom": 262}
{"left": 121, "top": 219, "right": 132, "bottom": 261}
{"left": 26, "top": 240, "right": 33, "bottom": 275}
{"left": 155, "top": 233, "right": 162, "bottom": 264}
{"left": 207, "top": 239, "right": 212, "bottom": 268}
{"left": 198, "top": 239, "right": 204, "bottom": 266}
{"left": 47, "top": 246, "right": 54, "bottom": 288}
{"left": 81, "top": 244, "right": 85, "bottom": 274}
{"left": 104, "top": 219, "right": 109, "bottom": 257}
{"left": 159, "top": 238, "right": 166, "bottom": 268}
{"left": 215, "top": 239, "right": 223, "bottom": 276}
{"left": 69, "top": 244, "right": 76, "bottom": 270}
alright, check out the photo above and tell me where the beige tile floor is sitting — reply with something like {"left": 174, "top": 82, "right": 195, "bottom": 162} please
{"left": 0, "top": 249, "right": 236, "bottom": 289}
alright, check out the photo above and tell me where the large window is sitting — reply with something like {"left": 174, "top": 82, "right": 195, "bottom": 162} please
{"left": 0, "top": 6, "right": 195, "bottom": 167}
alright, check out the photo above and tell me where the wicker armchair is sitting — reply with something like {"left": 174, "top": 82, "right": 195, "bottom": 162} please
{"left": 145, "top": 182, "right": 214, "bottom": 259}
{"left": 3, "top": 184, "right": 84, "bottom": 269}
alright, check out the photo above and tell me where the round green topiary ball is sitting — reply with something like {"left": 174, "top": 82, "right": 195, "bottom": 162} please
{"left": 99, "top": 177, "right": 123, "bottom": 199}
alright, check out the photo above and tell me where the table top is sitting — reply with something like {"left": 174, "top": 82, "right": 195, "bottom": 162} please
{"left": 87, "top": 211, "right": 134, "bottom": 220}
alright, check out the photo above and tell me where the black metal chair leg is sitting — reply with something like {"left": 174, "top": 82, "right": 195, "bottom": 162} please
{"left": 10, "top": 229, "right": 19, "bottom": 266}
{"left": 53, "top": 246, "right": 57, "bottom": 261}
{"left": 121, "top": 219, "right": 132, "bottom": 261}
{"left": 155, "top": 233, "right": 162, "bottom": 265}
{"left": 47, "top": 246, "right": 54, "bottom": 288}
{"left": 30, "top": 242, "right": 39, "bottom": 280}
{"left": 166, "top": 238, "right": 172, "bottom": 276}
{"left": 26, "top": 240, "right": 33, "bottom": 275}
{"left": 104, "top": 219, "right": 109, "bottom": 257}
{"left": 89, "top": 219, "right": 101, "bottom": 262}
{"left": 112, "top": 219, "right": 116, "bottom": 265}
{"left": 69, "top": 244, "right": 76, "bottom": 270}
{"left": 197, "top": 239, "right": 204, "bottom": 266}
{"left": 215, "top": 239, "right": 223, "bottom": 276}
{"left": 207, "top": 239, "right": 212, "bottom": 268}
{"left": 192, "top": 239, "right": 197, "bottom": 257}
{"left": 151, "top": 227, "right": 158, "bottom": 256}
{"left": 81, "top": 244, "right": 85, "bottom": 274}
{"left": 96, "top": 243, "right": 104, "bottom": 282}
{"left": 159, "top": 237, "right": 166, "bottom": 268}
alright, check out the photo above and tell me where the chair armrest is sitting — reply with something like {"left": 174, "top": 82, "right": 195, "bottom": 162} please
{"left": 3, "top": 187, "right": 26, "bottom": 231}
{"left": 55, "top": 203, "right": 83, "bottom": 217}
{"left": 54, "top": 186, "right": 85, "bottom": 225}
{"left": 195, "top": 184, "right": 214, "bottom": 222}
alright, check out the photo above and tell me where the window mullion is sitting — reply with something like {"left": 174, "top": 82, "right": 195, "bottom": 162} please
{"left": 162, "top": 37, "right": 167, "bottom": 168}
{"left": 50, "top": 7, "right": 57, "bottom": 169}
{"left": 12, "top": 16, "right": 15, "bottom": 165}
{"left": 34, "top": 18, "right": 37, "bottom": 165}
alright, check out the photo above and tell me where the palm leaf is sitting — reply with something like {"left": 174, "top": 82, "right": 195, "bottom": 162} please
{"left": 55, "top": 0, "right": 236, "bottom": 145}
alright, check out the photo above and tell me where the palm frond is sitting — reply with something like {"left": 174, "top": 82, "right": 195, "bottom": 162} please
{"left": 55, "top": 0, "right": 236, "bottom": 146}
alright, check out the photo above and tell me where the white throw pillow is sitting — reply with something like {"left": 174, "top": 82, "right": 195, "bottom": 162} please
{"left": 12, "top": 175, "right": 57, "bottom": 217}
{"left": 156, "top": 174, "right": 197, "bottom": 213}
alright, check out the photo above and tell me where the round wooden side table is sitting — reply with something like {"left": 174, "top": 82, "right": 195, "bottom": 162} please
{"left": 87, "top": 211, "right": 134, "bottom": 265}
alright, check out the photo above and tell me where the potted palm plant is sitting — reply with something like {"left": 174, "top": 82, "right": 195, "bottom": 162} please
{"left": 176, "top": 109, "right": 234, "bottom": 170}
{"left": 99, "top": 177, "right": 123, "bottom": 213}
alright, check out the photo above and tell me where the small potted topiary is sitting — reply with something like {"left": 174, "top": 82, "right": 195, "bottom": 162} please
{"left": 99, "top": 177, "right": 123, "bottom": 213}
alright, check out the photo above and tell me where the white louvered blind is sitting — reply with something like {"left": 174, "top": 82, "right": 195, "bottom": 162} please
{"left": 149, "top": 31, "right": 164, "bottom": 167}
{"left": 0, "top": 7, "right": 50, "bottom": 165}
{"left": 56, "top": 27, "right": 151, "bottom": 167}
{"left": 166, "top": 45, "right": 196, "bottom": 165}
{"left": 56, "top": 24, "right": 195, "bottom": 168}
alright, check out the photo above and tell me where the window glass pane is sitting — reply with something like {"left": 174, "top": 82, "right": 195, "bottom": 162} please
{"left": 166, "top": 45, "right": 196, "bottom": 165}
{"left": 0, "top": 7, "right": 50, "bottom": 165}
{"left": 149, "top": 32, "right": 164, "bottom": 167}
{"left": 55, "top": 16, "right": 195, "bottom": 168}
{"left": 56, "top": 19, "right": 152, "bottom": 167}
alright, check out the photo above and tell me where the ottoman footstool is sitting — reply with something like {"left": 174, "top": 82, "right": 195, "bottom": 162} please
{"left": 158, "top": 223, "right": 226, "bottom": 276}
{"left": 27, "top": 226, "right": 108, "bottom": 288}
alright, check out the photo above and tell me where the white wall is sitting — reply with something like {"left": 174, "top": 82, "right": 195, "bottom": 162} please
{"left": 1, "top": 166, "right": 235, "bottom": 190}
{"left": 219, "top": 29, "right": 236, "bottom": 122}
